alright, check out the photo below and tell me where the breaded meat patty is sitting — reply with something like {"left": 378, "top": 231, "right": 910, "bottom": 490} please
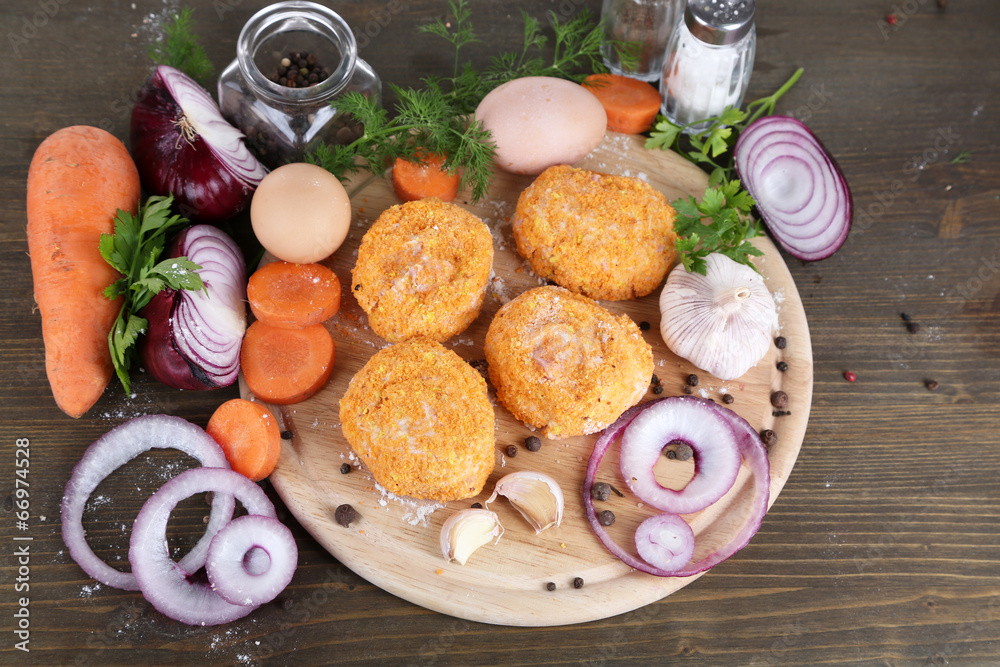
{"left": 352, "top": 199, "right": 493, "bottom": 343}
{"left": 484, "top": 286, "right": 652, "bottom": 439}
{"left": 512, "top": 165, "right": 677, "bottom": 301}
{"left": 339, "top": 339, "right": 495, "bottom": 501}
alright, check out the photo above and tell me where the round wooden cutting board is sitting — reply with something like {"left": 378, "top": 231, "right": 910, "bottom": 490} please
{"left": 243, "top": 132, "right": 813, "bottom": 627}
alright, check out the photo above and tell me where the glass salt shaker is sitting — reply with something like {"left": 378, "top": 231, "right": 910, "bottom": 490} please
{"left": 218, "top": 0, "right": 381, "bottom": 170}
{"left": 600, "top": 0, "right": 683, "bottom": 82}
{"left": 660, "top": 0, "right": 756, "bottom": 133}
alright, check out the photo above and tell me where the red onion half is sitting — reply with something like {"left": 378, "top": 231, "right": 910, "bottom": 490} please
{"left": 129, "top": 467, "right": 291, "bottom": 626}
{"left": 60, "top": 415, "right": 235, "bottom": 591}
{"left": 734, "top": 115, "right": 852, "bottom": 261}
{"left": 131, "top": 65, "right": 267, "bottom": 222}
{"left": 583, "top": 397, "right": 770, "bottom": 577}
{"left": 140, "top": 224, "right": 247, "bottom": 390}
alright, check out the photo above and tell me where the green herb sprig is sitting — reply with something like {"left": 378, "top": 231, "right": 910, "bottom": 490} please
{"left": 148, "top": 6, "right": 213, "bottom": 83}
{"left": 646, "top": 68, "right": 804, "bottom": 274}
{"left": 101, "top": 195, "right": 204, "bottom": 393}
{"left": 309, "top": 0, "right": 633, "bottom": 201}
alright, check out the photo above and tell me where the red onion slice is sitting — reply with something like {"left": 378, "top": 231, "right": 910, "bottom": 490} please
{"left": 734, "top": 115, "right": 852, "bottom": 261}
{"left": 129, "top": 467, "right": 277, "bottom": 626}
{"left": 634, "top": 514, "right": 695, "bottom": 571}
{"left": 620, "top": 398, "right": 741, "bottom": 513}
{"left": 61, "top": 415, "right": 235, "bottom": 591}
{"left": 205, "top": 514, "right": 297, "bottom": 607}
{"left": 140, "top": 224, "right": 246, "bottom": 390}
{"left": 583, "top": 397, "right": 770, "bottom": 577}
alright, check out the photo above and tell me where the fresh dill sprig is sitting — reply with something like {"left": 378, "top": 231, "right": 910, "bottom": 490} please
{"left": 309, "top": 0, "right": 630, "bottom": 201}
{"left": 307, "top": 88, "right": 497, "bottom": 202}
{"left": 148, "top": 7, "right": 213, "bottom": 83}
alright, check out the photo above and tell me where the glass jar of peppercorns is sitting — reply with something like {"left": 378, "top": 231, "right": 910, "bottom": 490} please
{"left": 218, "top": 0, "right": 381, "bottom": 169}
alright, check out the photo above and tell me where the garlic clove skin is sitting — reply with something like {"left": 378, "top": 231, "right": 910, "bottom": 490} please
{"left": 486, "top": 471, "right": 564, "bottom": 534}
{"left": 440, "top": 509, "right": 504, "bottom": 565}
{"left": 659, "top": 253, "right": 777, "bottom": 381}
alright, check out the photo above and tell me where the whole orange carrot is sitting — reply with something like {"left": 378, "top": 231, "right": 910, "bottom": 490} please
{"left": 26, "top": 126, "right": 141, "bottom": 418}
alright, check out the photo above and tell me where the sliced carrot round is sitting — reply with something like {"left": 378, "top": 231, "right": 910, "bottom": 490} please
{"left": 391, "top": 153, "right": 461, "bottom": 202}
{"left": 241, "top": 321, "right": 335, "bottom": 405}
{"left": 206, "top": 398, "right": 282, "bottom": 481}
{"left": 584, "top": 73, "right": 662, "bottom": 135}
{"left": 247, "top": 261, "right": 342, "bottom": 329}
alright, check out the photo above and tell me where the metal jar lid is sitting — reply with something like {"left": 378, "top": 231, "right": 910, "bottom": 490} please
{"left": 684, "top": 0, "right": 755, "bottom": 45}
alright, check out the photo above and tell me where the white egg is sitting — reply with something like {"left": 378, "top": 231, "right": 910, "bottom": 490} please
{"left": 250, "top": 163, "right": 351, "bottom": 264}
{"left": 475, "top": 76, "right": 607, "bottom": 175}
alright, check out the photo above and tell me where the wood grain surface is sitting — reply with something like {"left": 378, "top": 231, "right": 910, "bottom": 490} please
{"left": 252, "top": 133, "right": 812, "bottom": 626}
{"left": 1, "top": 0, "right": 998, "bottom": 664}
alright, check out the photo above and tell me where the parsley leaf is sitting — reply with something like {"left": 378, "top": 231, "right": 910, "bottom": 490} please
{"left": 672, "top": 180, "right": 764, "bottom": 275}
{"left": 100, "top": 195, "right": 204, "bottom": 393}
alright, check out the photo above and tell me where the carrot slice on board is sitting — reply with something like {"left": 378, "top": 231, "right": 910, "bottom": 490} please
{"left": 206, "top": 398, "right": 282, "bottom": 481}
{"left": 584, "top": 73, "right": 662, "bottom": 135}
{"left": 391, "top": 153, "right": 461, "bottom": 202}
{"left": 240, "top": 320, "right": 335, "bottom": 405}
{"left": 247, "top": 261, "right": 342, "bottom": 329}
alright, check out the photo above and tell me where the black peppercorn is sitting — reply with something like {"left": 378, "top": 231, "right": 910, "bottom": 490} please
{"left": 471, "top": 502, "right": 483, "bottom": 509}
{"left": 653, "top": 385, "right": 663, "bottom": 394}
{"left": 639, "top": 321, "right": 651, "bottom": 331}
{"left": 651, "top": 374, "right": 660, "bottom": 385}
{"left": 900, "top": 312, "right": 912, "bottom": 322}
{"left": 545, "top": 582, "right": 556, "bottom": 592}
{"left": 686, "top": 373, "right": 699, "bottom": 387}
{"left": 524, "top": 436, "right": 541, "bottom": 452}
{"left": 591, "top": 482, "right": 612, "bottom": 501}
{"left": 760, "top": 429, "right": 777, "bottom": 448}
{"left": 573, "top": 577, "right": 584, "bottom": 589}
{"left": 665, "top": 449, "right": 676, "bottom": 460}
{"left": 354, "top": 283, "right": 362, "bottom": 291}
{"left": 776, "top": 360, "right": 789, "bottom": 372}
{"left": 722, "top": 393, "right": 735, "bottom": 404}
{"left": 598, "top": 510, "right": 616, "bottom": 526}
{"left": 770, "top": 390, "right": 789, "bottom": 409}
{"left": 505, "top": 444, "right": 517, "bottom": 458}
{"left": 906, "top": 321, "right": 921, "bottom": 334}
{"left": 925, "top": 379, "right": 939, "bottom": 390}
{"left": 340, "top": 463, "right": 351, "bottom": 474}
{"left": 683, "top": 385, "right": 692, "bottom": 394}
{"left": 335, "top": 504, "right": 359, "bottom": 527}
{"left": 674, "top": 443, "right": 693, "bottom": 461}
{"left": 775, "top": 336, "right": 787, "bottom": 349}
{"left": 281, "top": 430, "right": 294, "bottom": 440}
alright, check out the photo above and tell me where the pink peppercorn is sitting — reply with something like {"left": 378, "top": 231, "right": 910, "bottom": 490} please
{"left": 844, "top": 371, "right": 857, "bottom": 382}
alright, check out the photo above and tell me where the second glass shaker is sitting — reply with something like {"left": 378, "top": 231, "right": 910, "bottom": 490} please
{"left": 660, "top": 0, "right": 756, "bottom": 133}
{"left": 600, "top": 0, "right": 683, "bottom": 82}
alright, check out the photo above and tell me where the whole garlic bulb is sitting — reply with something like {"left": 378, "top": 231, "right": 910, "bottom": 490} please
{"left": 659, "top": 253, "right": 777, "bottom": 380}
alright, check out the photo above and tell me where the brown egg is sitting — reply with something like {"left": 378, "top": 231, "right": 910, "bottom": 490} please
{"left": 474, "top": 76, "right": 607, "bottom": 175}
{"left": 250, "top": 163, "right": 351, "bottom": 264}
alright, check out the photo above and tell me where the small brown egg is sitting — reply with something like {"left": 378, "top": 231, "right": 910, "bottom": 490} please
{"left": 474, "top": 76, "right": 607, "bottom": 175}
{"left": 251, "top": 163, "right": 351, "bottom": 263}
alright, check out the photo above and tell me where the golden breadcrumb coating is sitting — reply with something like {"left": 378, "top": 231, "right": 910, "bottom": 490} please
{"left": 512, "top": 165, "right": 677, "bottom": 301}
{"left": 484, "top": 286, "right": 652, "bottom": 440}
{"left": 352, "top": 198, "right": 494, "bottom": 343}
{"left": 339, "top": 339, "right": 495, "bottom": 501}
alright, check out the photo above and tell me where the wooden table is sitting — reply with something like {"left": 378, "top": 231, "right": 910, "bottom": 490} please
{"left": 2, "top": 0, "right": 998, "bottom": 664}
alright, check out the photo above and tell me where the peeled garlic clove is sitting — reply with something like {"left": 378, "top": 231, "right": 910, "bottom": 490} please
{"left": 487, "top": 471, "right": 564, "bottom": 534}
{"left": 659, "top": 252, "right": 777, "bottom": 381}
{"left": 440, "top": 509, "right": 504, "bottom": 565}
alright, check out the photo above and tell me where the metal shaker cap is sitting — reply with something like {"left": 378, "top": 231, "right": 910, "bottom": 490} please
{"left": 684, "top": 0, "right": 755, "bottom": 45}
